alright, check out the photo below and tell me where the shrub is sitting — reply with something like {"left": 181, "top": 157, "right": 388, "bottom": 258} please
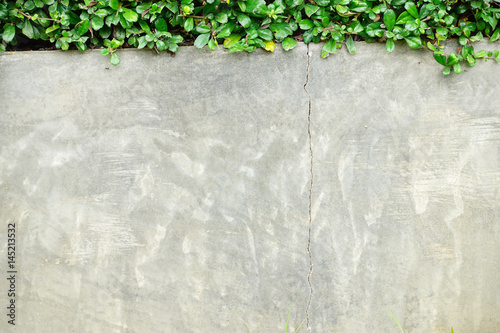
{"left": 1, "top": 0, "right": 499, "bottom": 73}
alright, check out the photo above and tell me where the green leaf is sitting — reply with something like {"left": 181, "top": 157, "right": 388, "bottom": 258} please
{"left": 110, "top": 0, "right": 120, "bottom": 10}
{"left": 122, "top": 8, "right": 138, "bottom": 22}
{"left": 78, "top": 20, "right": 90, "bottom": 36}
{"left": 446, "top": 52, "right": 458, "bottom": 65}
{"left": 433, "top": 53, "right": 447, "bottom": 66}
{"left": 386, "top": 38, "right": 395, "bottom": 53}
{"left": 194, "top": 33, "right": 210, "bottom": 49}
{"left": 216, "top": 22, "right": 236, "bottom": 38}
{"left": 384, "top": 9, "right": 395, "bottom": 32}
{"left": 156, "top": 18, "right": 168, "bottom": 32}
{"left": 490, "top": 28, "right": 500, "bottom": 42}
{"left": 245, "top": 0, "right": 266, "bottom": 14}
{"left": 110, "top": 52, "right": 120, "bottom": 65}
{"left": 458, "top": 35, "right": 467, "bottom": 46}
{"left": 45, "top": 24, "right": 60, "bottom": 34}
{"left": 467, "top": 54, "right": 476, "bottom": 67}
{"left": 304, "top": 4, "right": 319, "bottom": 17}
{"left": 453, "top": 63, "right": 462, "bottom": 74}
{"left": 184, "top": 18, "right": 194, "bottom": 32}
{"left": 215, "top": 12, "right": 228, "bottom": 24}
{"left": 195, "top": 25, "right": 211, "bottom": 34}
{"left": 346, "top": 36, "right": 355, "bottom": 54}
{"left": 2, "top": 25, "right": 15, "bottom": 43}
{"left": 322, "top": 39, "right": 337, "bottom": 58}
{"left": 257, "top": 28, "right": 273, "bottom": 41}
{"left": 91, "top": 16, "right": 104, "bottom": 31}
{"left": 475, "top": 50, "right": 487, "bottom": 58}
{"left": 0, "top": 44, "right": 5, "bottom": 52}
{"left": 208, "top": 39, "right": 217, "bottom": 50}
{"left": 404, "top": 2, "right": 418, "bottom": 19}
{"left": 223, "top": 34, "right": 241, "bottom": 48}
{"left": 282, "top": 37, "right": 297, "bottom": 51}
{"left": 22, "top": 21, "right": 35, "bottom": 39}
{"left": 100, "top": 48, "right": 110, "bottom": 55}
{"left": 299, "top": 19, "right": 314, "bottom": 30}
{"left": 269, "top": 23, "right": 293, "bottom": 40}
{"left": 237, "top": 13, "right": 251, "bottom": 28}
{"left": 404, "top": 36, "right": 421, "bottom": 49}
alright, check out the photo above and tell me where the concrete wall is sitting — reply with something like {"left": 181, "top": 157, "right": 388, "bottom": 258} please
{"left": 0, "top": 42, "right": 499, "bottom": 332}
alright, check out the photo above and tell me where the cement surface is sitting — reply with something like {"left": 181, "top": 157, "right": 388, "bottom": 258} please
{"left": 0, "top": 42, "right": 499, "bottom": 332}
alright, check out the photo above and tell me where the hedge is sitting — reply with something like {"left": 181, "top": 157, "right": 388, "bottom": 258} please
{"left": 1, "top": 0, "right": 500, "bottom": 74}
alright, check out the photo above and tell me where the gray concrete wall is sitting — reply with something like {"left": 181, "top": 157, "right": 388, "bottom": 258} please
{"left": 0, "top": 42, "right": 499, "bottom": 332}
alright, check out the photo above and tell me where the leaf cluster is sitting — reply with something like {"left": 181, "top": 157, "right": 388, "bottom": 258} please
{"left": 1, "top": 0, "right": 500, "bottom": 73}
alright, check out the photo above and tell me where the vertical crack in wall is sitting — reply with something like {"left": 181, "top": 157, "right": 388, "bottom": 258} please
{"left": 303, "top": 43, "right": 314, "bottom": 333}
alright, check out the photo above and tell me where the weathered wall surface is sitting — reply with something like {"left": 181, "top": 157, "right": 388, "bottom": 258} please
{"left": 0, "top": 42, "right": 499, "bottom": 332}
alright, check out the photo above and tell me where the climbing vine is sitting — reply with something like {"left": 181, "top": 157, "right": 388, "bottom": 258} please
{"left": 1, "top": 0, "right": 500, "bottom": 74}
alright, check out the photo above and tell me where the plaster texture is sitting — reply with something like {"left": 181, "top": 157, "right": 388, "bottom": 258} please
{"left": 0, "top": 42, "right": 499, "bottom": 332}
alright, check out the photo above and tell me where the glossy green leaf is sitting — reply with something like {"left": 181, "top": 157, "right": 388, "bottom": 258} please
{"left": 475, "top": 50, "right": 487, "bottom": 58}
{"left": 184, "top": 18, "right": 194, "bottom": 32}
{"left": 443, "top": 67, "right": 451, "bottom": 75}
{"left": 194, "top": 33, "right": 210, "bottom": 49}
{"left": 2, "top": 25, "right": 15, "bottom": 43}
{"left": 404, "top": 36, "right": 421, "bottom": 49}
{"left": 299, "top": 19, "right": 314, "bottom": 30}
{"left": 257, "top": 29, "right": 273, "bottom": 41}
{"left": 122, "top": 8, "right": 138, "bottom": 22}
{"left": 22, "top": 21, "right": 35, "bottom": 39}
{"left": 446, "top": 52, "right": 458, "bottom": 65}
{"left": 346, "top": 36, "right": 355, "bottom": 54}
{"left": 156, "top": 18, "right": 168, "bottom": 32}
{"left": 237, "top": 13, "right": 251, "bottom": 28}
{"left": 386, "top": 38, "right": 395, "bottom": 53}
{"left": 195, "top": 25, "right": 211, "bottom": 34}
{"left": 490, "top": 28, "right": 500, "bottom": 42}
{"left": 453, "top": 63, "right": 462, "bottom": 74}
{"left": 110, "top": 0, "right": 120, "bottom": 10}
{"left": 322, "top": 39, "right": 337, "bottom": 58}
{"left": 281, "top": 37, "right": 297, "bottom": 51}
{"left": 215, "top": 12, "right": 228, "bottom": 24}
{"left": 223, "top": 34, "right": 242, "bottom": 48}
{"left": 384, "top": 9, "right": 395, "bottom": 32}
{"left": 304, "top": 4, "right": 319, "bottom": 17}
{"left": 110, "top": 52, "right": 120, "bottom": 65}
{"left": 433, "top": 53, "right": 447, "bottom": 66}
{"left": 91, "top": 16, "right": 104, "bottom": 31}
{"left": 245, "top": 0, "right": 266, "bottom": 14}
{"left": 404, "top": 2, "right": 418, "bottom": 19}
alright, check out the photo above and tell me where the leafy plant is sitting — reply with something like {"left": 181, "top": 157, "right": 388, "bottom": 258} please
{"left": 244, "top": 298, "right": 317, "bottom": 333}
{"left": 1, "top": 0, "right": 500, "bottom": 74}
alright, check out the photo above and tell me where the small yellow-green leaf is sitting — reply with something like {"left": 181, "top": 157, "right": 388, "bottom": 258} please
{"left": 223, "top": 34, "right": 242, "bottom": 48}
{"left": 263, "top": 40, "right": 275, "bottom": 52}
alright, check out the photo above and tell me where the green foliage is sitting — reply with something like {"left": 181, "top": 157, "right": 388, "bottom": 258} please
{"left": 1, "top": 0, "right": 499, "bottom": 73}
